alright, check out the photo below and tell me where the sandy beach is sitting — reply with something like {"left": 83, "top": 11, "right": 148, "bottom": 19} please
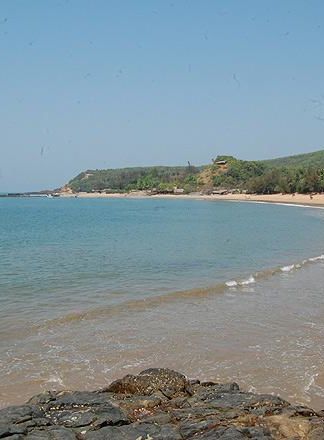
{"left": 60, "top": 190, "right": 324, "bottom": 207}
{"left": 205, "top": 192, "right": 324, "bottom": 207}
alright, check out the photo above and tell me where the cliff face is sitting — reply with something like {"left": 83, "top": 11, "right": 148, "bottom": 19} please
{"left": 1, "top": 368, "right": 323, "bottom": 440}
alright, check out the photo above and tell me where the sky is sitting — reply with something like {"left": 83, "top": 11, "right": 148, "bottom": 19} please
{"left": 1, "top": 0, "right": 324, "bottom": 191}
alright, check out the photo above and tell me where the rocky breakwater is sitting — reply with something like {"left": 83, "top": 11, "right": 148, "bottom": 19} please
{"left": 1, "top": 368, "right": 324, "bottom": 439}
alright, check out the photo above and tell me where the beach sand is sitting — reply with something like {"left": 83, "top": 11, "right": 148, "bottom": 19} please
{"left": 204, "top": 192, "right": 324, "bottom": 207}
{"left": 60, "top": 191, "right": 324, "bottom": 207}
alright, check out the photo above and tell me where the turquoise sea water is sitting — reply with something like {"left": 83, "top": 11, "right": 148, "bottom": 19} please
{"left": 0, "top": 198, "right": 324, "bottom": 408}
{"left": 1, "top": 198, "right": 324, "bottom": 320}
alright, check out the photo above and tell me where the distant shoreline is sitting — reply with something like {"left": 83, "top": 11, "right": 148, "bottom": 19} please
{"left": 3, "top": 190, "right": 324, "bottom": 208}
{"left": 58, "top": 191, "right": 324, "bottom": 208}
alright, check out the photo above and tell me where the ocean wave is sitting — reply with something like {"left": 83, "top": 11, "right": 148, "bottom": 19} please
{"left": 34, "top": 252, "right": 324, "bottom": 330}
{"left": 308, "top": 254, "right": 324, "bottom": 262}
{"left": 245, "top": 200, "right": 324, "bottom": 210}
{"left": 224, "top": 253, "right": 324, "bottom": 290}
{"left": 281, "top": 264, "right": 295, "bottom": 272}
{"left": 304, "top": 373, "right": 324, "bottom": 399}
{"left": 240, "top": 275, "right": 256, "bottom": 286}
{"left": 225, "top": 280, "right": 238, "bottom": 287}
{"left": 46, "top": 374, "right": 65, "bottom": 387}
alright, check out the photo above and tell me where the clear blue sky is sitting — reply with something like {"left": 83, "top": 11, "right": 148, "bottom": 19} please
{"left": 1, "top": 0, "right": 324, "bottom": 191}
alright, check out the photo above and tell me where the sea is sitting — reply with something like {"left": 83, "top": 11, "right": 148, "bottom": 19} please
{"left": 0, "top": 197, "right": 324, "bottom": 409}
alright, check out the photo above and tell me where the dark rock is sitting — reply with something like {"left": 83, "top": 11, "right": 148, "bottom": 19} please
{"left": 293, "top": 406, "right": 317, "bottom": 417}
{"left": 42, "top": 391, "right": 116, "bottom": 409}
{"left": 201, "top": 381, "right": 218, "bottom": 387}
{"left": 193, "top": 426, "right": 246, "bottom": 439}
{"left": 179, "top": 418, "right": 221, "bottom": 438}
{"left": 105, "top": 368, "right": 191, "bottom": 398}
{"left": 84, "top": 422, "right": 181, "bottom": 440}
{"left": 191, "top": 383, "right": 241, "bottom": 403}
{"left": 25, "top": 427, "right": 77, "bottom": 439}
{"left": 39, "top": 391, "right": 129, "bottom": 429}
{"left": 0, "top": 424, "right": 27, "bottom": 438}
{"left": 0, "top": 405, "right": 44, "bottom": 426}
{"left": 189, "top": 379, "right": 200, "bottom": 386}
{"left": 1, "top": 368, "right": 323, "bottom": 439}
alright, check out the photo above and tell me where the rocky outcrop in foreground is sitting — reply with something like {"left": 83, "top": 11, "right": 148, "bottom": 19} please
{"left": 1, "top": 369, "right": 324, "bottom": 439}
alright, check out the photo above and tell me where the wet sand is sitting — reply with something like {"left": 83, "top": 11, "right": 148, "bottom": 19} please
{"left": 1, "top": 260, "right": 324, "bottom": 411}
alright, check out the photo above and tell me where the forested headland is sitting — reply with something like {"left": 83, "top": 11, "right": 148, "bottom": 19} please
{"left": 65, "top": 149, "right": 324, "bottom": 194}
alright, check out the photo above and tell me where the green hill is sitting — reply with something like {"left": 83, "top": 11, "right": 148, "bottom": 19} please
{"left": 67, "top": 165, "right": 202, "bottom": 193}
{"left": 207, "top": 151, "right": 324, "bottom": 193}
{"left": 65, "top": 149, "right": 324, "bottom": 195}
{"left": 261, "top": 149, "right": 324, "bottom": 169}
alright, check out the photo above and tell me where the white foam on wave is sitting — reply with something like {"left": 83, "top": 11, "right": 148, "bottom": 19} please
{"left": 47, "top": 374, "right": 65, "bottom": 387}
{"left": 308, "top": 254, "right": 324, "bottom": 262}
{"left": 281, "top": 264, "right": 295, "bottom": 272}
{"left": 240, "top": 275, "right": 255, "bottom": 286}
{"left": 280, "top": 253, "right": 324, "bottom": 273}
{"left": 224, "top": 251, "right": 324, "bottom": 292}
{"left": 225, "top": 280, "right": 238, "bottom": 287}
{"left": 250, "top": 201, "right": 324, "bottom": 210}
{"left": 304, "top": 372, "right": 318, "bottom": 395}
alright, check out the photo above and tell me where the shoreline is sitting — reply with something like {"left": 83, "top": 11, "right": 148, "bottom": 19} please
{"left": 59, "top": 191, "right": 324, "bottom": 208}
{"left": 2, "top": 192, "right": 324, "bottom": 413}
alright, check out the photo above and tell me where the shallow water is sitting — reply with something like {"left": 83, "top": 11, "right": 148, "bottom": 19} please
{"left": 0, "top": 198, "right": 324, "bottom": 409}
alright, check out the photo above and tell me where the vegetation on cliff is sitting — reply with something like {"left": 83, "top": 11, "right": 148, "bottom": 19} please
{"left": 67, "top": 165, "right": 201, "bottom": 194}
{"left": 210, "top": 155, "right": 324, "bottom": 194}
